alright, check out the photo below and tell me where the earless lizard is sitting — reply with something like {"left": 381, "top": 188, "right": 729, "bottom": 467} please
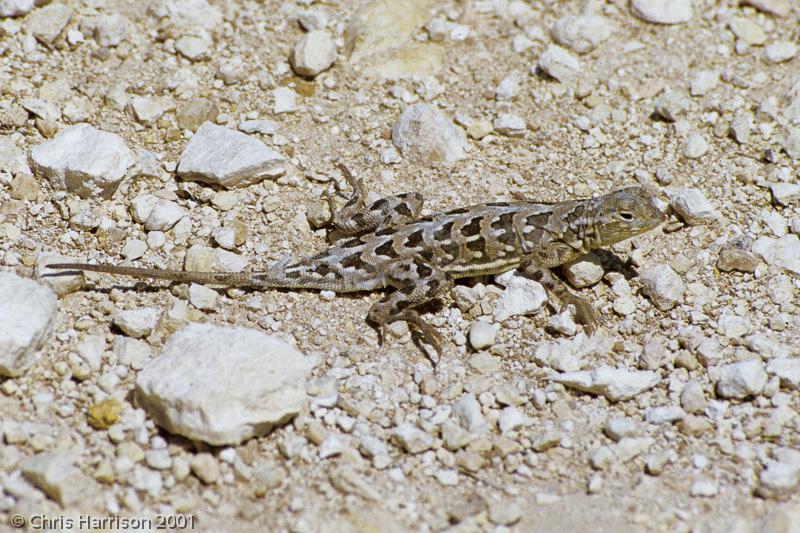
{"left": 49, "top": 170, "right": 667, "bottom": 354}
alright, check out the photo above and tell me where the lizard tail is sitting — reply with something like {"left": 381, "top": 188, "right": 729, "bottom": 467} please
{"left": 46, "top": 263, "right": 256, "bottom": 287}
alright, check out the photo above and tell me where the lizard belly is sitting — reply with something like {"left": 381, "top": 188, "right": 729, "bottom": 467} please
{"left": 444, "top": 257, "right": 522, "bottom": 279}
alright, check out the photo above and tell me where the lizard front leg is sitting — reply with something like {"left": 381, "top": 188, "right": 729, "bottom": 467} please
{"left": 367, "top": 259, "right": 452, "bottom": 355}
{"left": 325, "top": 163, "right": 424, "bottom": 236}
{"left": 520, "top": 242, "right": 599, "bottom": 334}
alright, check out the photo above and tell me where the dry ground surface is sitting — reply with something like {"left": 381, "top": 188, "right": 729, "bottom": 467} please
{"left": 1, "top": 0, "right": 800, "bottom": 531}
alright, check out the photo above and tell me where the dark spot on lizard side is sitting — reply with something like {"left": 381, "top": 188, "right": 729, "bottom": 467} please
{"left": 460, "top": 217, "right": 482, "bottom": 238}
{"left": 313, "top": 264, "right": 332, "bottom": 276}
{"left": 404, "top": 230, "right": 424, "bottom": 248}
{"left": 441, "top": 240, "right": 460, "bottom": 258}
{"left": 375, "top": 226, "right": 396, "bottom": 237}
{"left": 394, "top": 202, "right": 413, "bottom": 217}
{"left": 434, "top": 221, "right": 454, "bottom": 240}
{"left": 417, "top": 248, "right": 434, "bottom": 261}
{"left": 445, "top": 206, "right": 470, "bottom": 215}
{"left": 467, "top": 236, "right": 485, "bottom": 252}
{"left": 374, "top": 239, "right": 395, "bottom": 258}
{"left": 341, "top": 237, "right": 364, "bottom": 248}
{"left": 416, "top": 264, "right": 433, "bottom": 277}
{"left": 485, "top": 201, "right": 511, "bottom": 207}
{"left": 371, "top": 198, "right": 389, "bottom": 211}
{"left": 341, "top": 253, "right": 367, "bottom": 269}
{"left": 491, "top": 213, "right": 518, "bottom": 246}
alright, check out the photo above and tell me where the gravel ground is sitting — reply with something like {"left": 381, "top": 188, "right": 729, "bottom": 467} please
{"left": 1, "top": 0, "right": 800, "bottom": 531}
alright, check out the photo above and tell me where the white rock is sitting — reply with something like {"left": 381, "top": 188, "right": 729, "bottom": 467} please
{"left": 493, "top": 113, "right": 526, "bottom": 137}
{"left": 35, "top": 252, "right": 86, "bottom": 296}
{"left": 553, "top": 367, "right": 660, "bottom": 401}
{"left": 136, "top": 323, "right": 313, "bottom": 445}
{"left": 0, "top": 136, "right": 31, "bottom": 176}
{"left": 185, "top": 245, "right": 248, "bottom": 272}
{"left": 691, "top": 479, "right": 718, "bottom": 497}
{"left": 488, "top": 501, "right": 523, "bottom": 526}
{"left": 0, "top": 0, "right": 33, "bottom": 17}
{"left": 113, "top": 307, "right": 160, "bottom": 339}
{"left": 113, "top": 336, "right": 152, "bottom": 370}
{"left": 771, "top": 183, "right": 800, "bottom": 206}
{"left": 550, "top": 15, "right": 614, "bottom": 54}
{"left": 21, "top": 453, "right": 98, "bottom": 507}
{"left": 92, "top": 14, "right": 127, "bottom": 47}
{"left": 22, "top": 98, "right": 61, "bottom": 122}
{"left": 668, "top": 187, "right": 720, "bottom": 224}
{"left": 392, "top": 423, "right": 433, "bottom": 454}
{"left": 128, "top": 96, "right": 165, "bottom": 125}
{"left": 745, "top": 334, "right": 790, "bottom": 360}
{"left": 298, "top": 8, "right": 328, "bottom": 31}
{"left": 29, "top": 124, "right": 136, "bottom": 198}
{"left": 548, "top": 310, "right": 577, "bottom": 337}
{"left": 493, "top": 275, "right": 547, "bottom": 322}
{"left": 765, "top": 42, "right": 798, "bottom": 63}
{"left": 654, "top": 88, "right": 690, "bottom": 122}
{"left": 690, "top": 71, "right": 718, "bottom": 96}
{"left": 290, "top": 30, "right": 336, "bottom": 77}
{"left": 391, "top": 104, "right": 467, "bottom": 164}
{"left": 728, "top": 17, "right": 766, "bottom": 46}
{"left": 717, "top": 313, "right": 751, "bottom": 338}
{"left": 605, "top": 417, "right": 637, "bottom": 442}
{"left": 730, "top": 111, "right": 753, "bottom": 144}
{"left": 783, "top": 127, "right": 800, "bottom": 160}
{"left": 175, "top": 32, "right": 211, "bottom": 61}
{"left": 495, "top": 72, "right": 522, "bottom": 100}
{"left": 538, "top": 45, "right": 581, "bottom": 82}
{"left": 641, "top": 264, "right": 685, "bottom": 311}
{"left": 188, "top": 283, "right": 218, "bottom": 311}
{"left": 143, "top": 199, "right": 185, "bottom": 231}
{"left": 741, "top": 0, "right": 790, "bottom": 16}
{"left": 121, "top": 239, "right": 147, "bottom": 261}
{"left": 562, "top": 255, "right": 604, "bottom": 288}
{"left": 239, "top": 119, "right": 278, "bottom": 135}
{"left": 716, "top": 360, "right": 767, "bottom": 399}
{"left": 216, "top": 57, "right": 246, "bottom": 85}
{"left": 631, "top": 0, "right": 692, "bottom": 24}
{"left": 614, "top": 437, "right": 654, "bottom": 462}
{"left": 767, "top": 359, "right": 800, "bottom": 390}
{"left": 28, "top": 2, "right": 72, "bottom": 44}
{"left": 644, "top": 405, "right": 685, "bottom": 424}
{"left": 533, "top": 333, "right": 613, "bottom": 372}
{"left": 453, "top": 394, "right": 486, "bottom": 433}
{"left": 755, "top": 235, "right": 800, "bottom": 276}
{"left": 177, "top": 122, "right": 286, "bottom": 188}
{"left": 469, "top": 321, "right": 496, "bottom": 350}
{"left": 498, "top": 406, "right": 527, "bottom": 434}
{"left": 683, "top": 133, "right": 709, "bottom": 159}
{"left": 272, "top": 87, "right": 297, "bottom": 114}
{"left": 0, "top": 272, "right": 57, "bottom": 377}
{"left": 213, "top": 227, "right": 237, "bottom": 250}
{"left": 758, "top": 461, "right": 800, "bottom": 498}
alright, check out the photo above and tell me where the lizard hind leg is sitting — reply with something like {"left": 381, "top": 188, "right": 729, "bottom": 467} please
{"left": 525, "top": 266, "right": 600, "bottom": 335}
{"left": 326, "top": 163, "right": 424, "bottom": 236}
{"left": 367, "top": 259, "right": 452, "bottom": 357}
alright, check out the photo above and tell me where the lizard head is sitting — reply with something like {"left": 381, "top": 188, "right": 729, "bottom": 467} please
{"left": 591, "top": 186, "right": 666, "bottom": 246}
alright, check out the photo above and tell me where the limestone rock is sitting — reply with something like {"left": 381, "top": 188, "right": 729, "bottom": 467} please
{"left": 29, "top": 124, "right": 136, "bottom": 199}
{"left": 135, "top": 323, "right": 314, "bottom": 445}
{"left": 177, "top": 122, "right": 286, "bottom": 188}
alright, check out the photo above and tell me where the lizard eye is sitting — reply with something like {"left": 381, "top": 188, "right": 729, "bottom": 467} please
{"left": 619, "top": 212, "right": 634, "bottom": 221}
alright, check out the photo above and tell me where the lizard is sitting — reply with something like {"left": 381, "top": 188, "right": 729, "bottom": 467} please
{"left": 48, "top": 168, "right": 667, "bottom": 355}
